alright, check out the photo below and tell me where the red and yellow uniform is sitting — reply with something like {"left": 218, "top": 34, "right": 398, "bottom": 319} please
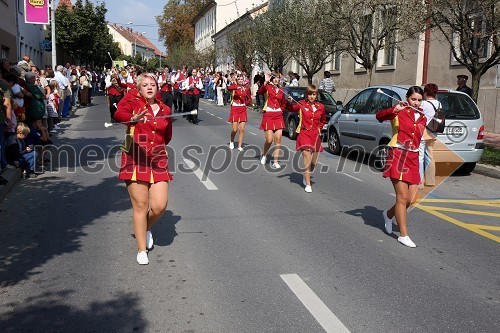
{"left": 227, "top": 83, "right": 251, "bottom": 122}
{"left": 114, "top": 95, "right": 173, "bottom": 183}
{"left": 376, "top": 106, "right": 427, "bottom": 184}
{"left": 258, "top": 83, "right": 286, "bottom": 131}
{"left": 290, "top": 100, "right": 327, "bottom": 152}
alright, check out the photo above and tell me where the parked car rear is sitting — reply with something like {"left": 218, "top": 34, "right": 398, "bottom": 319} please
{"left": 282, "top": 86, "right": 342, "bottom": 140}
{"left": 327, "top": 85, "right": 484, "bottom": 172}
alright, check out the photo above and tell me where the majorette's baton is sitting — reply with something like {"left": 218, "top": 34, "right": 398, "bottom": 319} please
{"left": 104, "top": 110, "right": 198, "bottom": 128}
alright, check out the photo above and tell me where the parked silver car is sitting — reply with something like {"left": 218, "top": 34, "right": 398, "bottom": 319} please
{"left": 327, "top": 85, "right": 485, "bottom": 173}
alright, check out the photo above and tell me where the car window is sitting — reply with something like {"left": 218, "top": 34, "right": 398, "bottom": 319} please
{"left": 367, "top": 89, "right": 400, "bottom": 114}
{"left": 436, "top": 92, "right": 480, "bottom": 119}
{"left": 318, "top": 90, "right": 335, "bottom": 105}
{"left": 289, "top": 89, "right": 305, "bottom": 101}
{"left": 345, "top": 89, "right": 373, "bottom": 114}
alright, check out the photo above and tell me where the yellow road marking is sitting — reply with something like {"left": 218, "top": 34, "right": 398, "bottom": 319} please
{"left": 417, "top": 205, "right": 500, "bottom": 243}
{"left": 416, "top": 205, "right": 500, "bottom": 218}
{"left": 418, "top": 199, "right": 500, "bottom": 207}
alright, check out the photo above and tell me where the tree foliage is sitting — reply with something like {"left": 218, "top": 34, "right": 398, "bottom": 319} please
{"left": 328, "top": 0, "right": 426, "bottom": 85}
{"left": 253, "top": 8, "right": 293, "bottom": 73}
{"left": 428, "top": 0, "right": 500, "bottom": 102}
{"left": 226, "top": 23, "right": 257, "bottom": 74}
{"left": 156, "top": 0, "right": 208, "bottom": 53}
{"left": 54, "top": 0, "right": 120, "bottom": 67}
{"left": 278, "top": 0, "right": 339, "bottom": 84}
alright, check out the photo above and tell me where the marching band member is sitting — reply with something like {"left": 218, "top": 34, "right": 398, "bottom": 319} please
{"left": 171, "top": 68, "right": 182, "bottom": 113}
{"left": 288, "top": 85, "right": 326, "bottom": 193}
{"left": 113, "top": 73, "right": 173, "bottom": 265}
{"left": 181, "top": 68, "right": 203, "bottom": 124}
{"left": 258, "top": 73, "right": 287, "bottom": 168}
{"left": 227, "top": 74, "right": 251, "bottom": 151}
{"left": 376, "top": 86, "right": 427, "bottom": 248}
{"left": 107, "top": 68, "right": 127, "bottom": 122}
{"left": 158, "top": 65, "right": 173, "bottom": 109}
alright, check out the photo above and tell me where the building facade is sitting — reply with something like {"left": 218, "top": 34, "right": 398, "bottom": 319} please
{"left": 193, "top": 0, "right": 267, "bottom": 52}
{"left": 108, "top": 24, "right": 155, "bottom": 61}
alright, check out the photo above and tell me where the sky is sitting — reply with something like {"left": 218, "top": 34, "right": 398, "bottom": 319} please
{"left": 67, "top": 0, "right": 167, "bottom": 53}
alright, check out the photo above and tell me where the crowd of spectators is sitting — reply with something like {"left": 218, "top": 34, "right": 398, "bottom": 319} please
{"left": 0, "top": 55, "right": 105, "bottom": 183}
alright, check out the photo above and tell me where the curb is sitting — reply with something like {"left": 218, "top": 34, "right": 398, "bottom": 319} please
{"left": 0, "top": 168, "right": 22, "bottom": 202}
{"left": 473, "top": 163, "right": 500, "bottom": 180}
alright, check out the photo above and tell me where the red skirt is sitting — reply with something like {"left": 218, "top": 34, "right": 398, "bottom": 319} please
{"left": 383, "top": 147, "right": 420, "bottom": 185}
{"left": 296, "top": 129, "right": 323, "bottom": 152}
{"left": 228, "top": 105, "right": 247, "bottom": 122}
{"left": 260, "top": 112, "right": 285, "bottom": 131}
{"left": 119, "top": 143, "right": 173, "bottom": 183}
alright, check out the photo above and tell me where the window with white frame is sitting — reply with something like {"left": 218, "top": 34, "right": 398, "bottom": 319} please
{"left": 377, "top": 8, "right": 397, "bottom": 68}
{"left": 451, "top": 2, "right": 491, "bottom": 64}
{"left": 325, "top": 51, "right": 341, "bottom": 73}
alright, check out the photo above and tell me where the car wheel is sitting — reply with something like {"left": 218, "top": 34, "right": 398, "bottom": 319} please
{"left": 328, "top": 128, "right": 341, "bottom": 155}
{"left": 373, "top": 143, "right": 389, "bottom": 171}
{"left": 457, "top": 162, "right": 476, "bottom": 175}
{"left": 288, "top": 118, "right": 297, "bottom": 140}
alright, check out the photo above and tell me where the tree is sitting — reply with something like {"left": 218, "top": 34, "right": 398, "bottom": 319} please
{"left": 329, "top": 0, "right": 426, "bottom": 86}
{"left": 428, "top": 0, "right": 500, "bottom": 102}
{"left": 156, "top": 0, "right": 208, "bottom": 53}
{"left": 198, "top": 46, "right": 217, "bottom": 73}
{"left": 253, "top": 8, "right": 293, "bottom": 73}
{"left": 55, "top": 0, "right": 120, "bottom": 67}
{"left": 280, "top": 0, "right": 339, "bottom": 84}
{"left": 165, "top": 42, "right": 200, "bottom": 70}
{"left": 226, "top": 24, "right": 257, "bottom": 74}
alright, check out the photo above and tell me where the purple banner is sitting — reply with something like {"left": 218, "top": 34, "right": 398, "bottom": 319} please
{"left": 25, "top": 0, "right": 49, "bottom": 25}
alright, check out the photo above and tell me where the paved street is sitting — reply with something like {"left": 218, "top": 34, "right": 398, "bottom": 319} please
{"left": 0, "top": 95, "right": 499, "bottom": 332}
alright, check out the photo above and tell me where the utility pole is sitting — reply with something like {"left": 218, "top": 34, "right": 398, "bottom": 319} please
{"left": 51, "top": 0, "right": 57, "bottom": 69}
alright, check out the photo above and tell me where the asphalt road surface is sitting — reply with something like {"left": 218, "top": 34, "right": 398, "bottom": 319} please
{"left": 1, "top": 95, "right": 499, "bottom": 332}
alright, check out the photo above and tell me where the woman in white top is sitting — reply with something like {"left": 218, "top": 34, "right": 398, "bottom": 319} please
{"left": 419, "top": 83, "right": 442, "bottom": 188}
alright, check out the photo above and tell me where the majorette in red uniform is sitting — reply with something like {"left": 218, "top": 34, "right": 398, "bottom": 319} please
{"left": 227, "top": 82, "right": 251, "bottom": 122}
{"left": 114, "top": 93, "right": 173, "bottom": 184}
{"left": 376, "top": 105, "right": 427, "bottom": 185}
{"left": 290, "top": 99, "right": 327, "bottom": 152}
{"left": 258, "top": 81, "right": 287, "bottom": 131}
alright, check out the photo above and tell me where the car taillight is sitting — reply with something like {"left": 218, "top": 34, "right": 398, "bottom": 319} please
{"left": 477, "top": 125, "right": 484, "bottom": 140}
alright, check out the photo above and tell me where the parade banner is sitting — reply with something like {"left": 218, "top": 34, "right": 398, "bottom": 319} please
{"left": 25, "top": 0, "right": 49, "bottom": 25}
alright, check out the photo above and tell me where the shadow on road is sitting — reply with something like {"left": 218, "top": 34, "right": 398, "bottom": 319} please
{"left": 0, "top": 290, "right": 146, "bottom": 332}
{"left": 344, "top": 205, "right": 399, "bottom": 238}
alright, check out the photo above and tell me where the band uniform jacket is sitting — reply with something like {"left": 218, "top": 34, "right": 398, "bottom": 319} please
{"left": 376, "top": 106, "right": 427, "bottom": 184}
{"left": 227, "top": 83, "right": 251, "bottom": 122}
{"left": 290, "top": 100, "right": 327, "bottom": 152}
{"left": 159, "top": 73, "right": 172, "bottom": 93}
{"left": 108, "top": 77, "right": 127, "bottom": 97}
{"left": 114, "top": 95, "right": 173, "bottom": 183}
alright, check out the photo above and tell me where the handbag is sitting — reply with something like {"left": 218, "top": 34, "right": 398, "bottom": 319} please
{"left": 426, "top": 102, "right": 445, "bottom": 133}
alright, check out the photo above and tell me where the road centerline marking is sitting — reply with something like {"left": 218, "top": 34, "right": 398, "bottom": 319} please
{"left": 280, "top": 274, "right": 351, "bottom": 333}
{"left": 342, "top": 173, "right": 362, "bottom": 182}
{"left": 183, "top": 158, "right": 218, "bottom": 191}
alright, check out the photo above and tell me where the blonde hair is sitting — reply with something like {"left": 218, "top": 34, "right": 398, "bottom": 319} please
{"left": 136, "top": 72, "right": 158, "bottom": 91}
{"left": 17, "top": 122, "right": 30, "bottom": 135}
{"left": 49, "top": 80, "right": 59, "bottom": 92}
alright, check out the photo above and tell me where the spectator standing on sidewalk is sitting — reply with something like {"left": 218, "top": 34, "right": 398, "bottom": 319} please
{"left": 419, "top": 83, "right": 441, "bottom": 188}
{"left": 0, "top": 67, "right": 14, "bottom": 173}
{"left": 319, "top": 71, "right": 336, "bottom": 95}
{"left": 456, "top": 74, "right": 472, "bottom": 97}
